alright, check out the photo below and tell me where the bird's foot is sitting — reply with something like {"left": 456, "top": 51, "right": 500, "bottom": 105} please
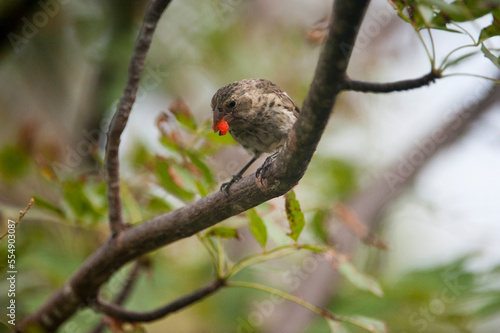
{"left": 220, "top": 174, "right": 242, "bottom": 196}
{"left": 256, "top": 153, "right": 279, "bottom": 184}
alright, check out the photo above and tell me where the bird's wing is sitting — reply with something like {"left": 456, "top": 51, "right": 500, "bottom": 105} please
{"left": 280, "top": 91, "right": 300, "bottom": 117}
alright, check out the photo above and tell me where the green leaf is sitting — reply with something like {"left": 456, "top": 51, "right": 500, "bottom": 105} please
{"left": 421, "top": 0, "right": 495, "bottom": 22}
{"left": 168, "top": 98, "right": 197, "bottom": 130}
{"left": 207, "top": 226, "right": 240, "bottom": 239}
{"left": 443, "top": 50, "right": 479, "bottom": 69}
{"left": 475, "top": 290, "right": 500, "bottom": 317}
{"left": 229, "top": 245, "right": 298, "bottom": 276}
{"left": 311, "top": 209, "right": 329, "bottom": 243}
{"left": 246, "top": 208, "right": 267, "bottom": 248}
{"left": 337, "top": 315, "right": 387, "bottom": 333}
{"left": 63, "top": 180, "right": 103, "bottom": 222}
{"left": 301, "top": 244, "right": 328, "bottom": 253}
{"left": 32, "top": 195, "right": 65, "bottom": 218}
{"left": 0, "top": 145, "right": 30, "bottom": 180}
{"left": 481, "top": 43, "right": 500, "bottom": 69}
{"left": 194, "top": 181, "right": 210, "bottom": 197}
{"left": 155, "top": 160, "right": 194, "bottom": 201}
{"left": 479, "top": 9, "right": 500, "bottom": 43}
{"left": 175, "top": 114, "right": 197, "bottom": 130}
{"left": 185, "top": 150, "right": 215, "bottom": 186}
{"left": 147, "top": 196, "right": 172, "bottom": 213}
{"left": 130, "top": 143, "right": 152, "bottom": 169}
{"left": 327, "top": 320, "right": 350, "bottom": 333}
{"left": 285, "top": 190, "right": 306, "bottom": 242}
{"left": 304, "top": 157, "right": 357, "bottom": 201}
{"left": 479, "top": 23, "right": 500, "bottom": 43}
{"left": 338, "top": 257, "right": 384, "bottom": 297}
{"left": 159, "top": 136, "right": 184, "bottom": 157}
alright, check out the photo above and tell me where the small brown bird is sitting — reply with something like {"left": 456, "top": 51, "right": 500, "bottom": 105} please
{"left": 211, "top": 79, "right": 300, "bottom": 192}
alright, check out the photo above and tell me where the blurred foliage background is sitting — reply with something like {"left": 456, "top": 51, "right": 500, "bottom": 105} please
{"left": 1, "top": 0, "right": 500, "bottom": 332}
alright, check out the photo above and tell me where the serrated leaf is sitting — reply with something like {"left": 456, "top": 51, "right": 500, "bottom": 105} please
{"left": 337, "top": 315, "right": 386, "bottom": 333}
{"left": 338, "top": 258, "right": 384, "bottom": 297}
{"left": 247, "top": 208, "right": 267, "bottom": 248}
{"left": 327, "top": 319, "right": 350, "bottom": 333}
{"left": 207, "top": 226, "right": 240, "bottom": 239}
{"left": 481, "top": 43, "right": 500, "bottom": 69}
{"left": 285, "top": 190, "right": 305, "bottom": 242}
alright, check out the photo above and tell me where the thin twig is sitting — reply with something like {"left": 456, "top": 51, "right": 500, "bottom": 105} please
{"left": 89, "top": 260, "right": 147, "bottom": 333}
{"left": 342, "top": 70, "right": 440, "bottom": 93}
{"left": 92, "top": 279, "right": 225, "bottom": 323}
{"left": 105, "top": 0, "right": 172, "bottom": 236}
{"left": 227, "top": 281, "right": 339, "bottom": 321}
{"left": 0, "top": 198, "right": 34, "bottom": 240}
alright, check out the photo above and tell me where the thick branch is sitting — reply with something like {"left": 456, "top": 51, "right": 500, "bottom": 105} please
{"left": 105, "top": 0, "right": 172, "bottom": 236}
{"left": 18, "top": 0, "right": 370, "bottom": 331}
{"left": 92, "top": 279, "right": 225, "bottom": 323}
{"left": 342, "top": 70, "right": 440, "bottom": 93}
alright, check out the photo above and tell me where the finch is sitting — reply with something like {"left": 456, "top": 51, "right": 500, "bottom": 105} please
{"left": 211, "top": 78, "right": 300, "bottom": 192}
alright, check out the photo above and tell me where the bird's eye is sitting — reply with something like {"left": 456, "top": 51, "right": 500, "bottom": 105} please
{"left": 228, "top": 101, "right": 236, "bottom": 108}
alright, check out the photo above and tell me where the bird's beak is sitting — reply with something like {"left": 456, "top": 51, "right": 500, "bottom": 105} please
{"left": 213, "top": 108, "right": 234, "bottom": 132}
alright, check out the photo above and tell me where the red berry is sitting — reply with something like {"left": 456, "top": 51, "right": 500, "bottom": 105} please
{"left": 218, "top": 120, "right": 229, "bottom": 136}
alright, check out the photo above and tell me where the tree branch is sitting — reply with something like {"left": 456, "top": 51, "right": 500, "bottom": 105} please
{"left": 89, "top": 259, "right": 147, "bottom": 333}
{"left": 91, "top": 279, "right": 225, "bottom": 323}
{"left": 18, "top": 0, "right": 371, "bottom": 331}
{"left": 342, "top": 70, "right": 440, "bottom": 93}
{"left": 105, "top": 0, "right": 172, "bottom": 236}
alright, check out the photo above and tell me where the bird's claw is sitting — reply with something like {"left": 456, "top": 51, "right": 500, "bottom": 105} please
{"left": 220, "top": 174, "right": 242, "bottom": 196}
{"left": 256, "top": 154, "right": 276, "bottom": 185}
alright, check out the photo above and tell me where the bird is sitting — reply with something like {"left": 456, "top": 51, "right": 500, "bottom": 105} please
{"left": 211, "top": 78, "right": 300, "bottom": 193}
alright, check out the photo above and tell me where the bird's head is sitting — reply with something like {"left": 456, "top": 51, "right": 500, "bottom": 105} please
{"left": 211, "top": 81, "right": 255, "bottom": 135}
